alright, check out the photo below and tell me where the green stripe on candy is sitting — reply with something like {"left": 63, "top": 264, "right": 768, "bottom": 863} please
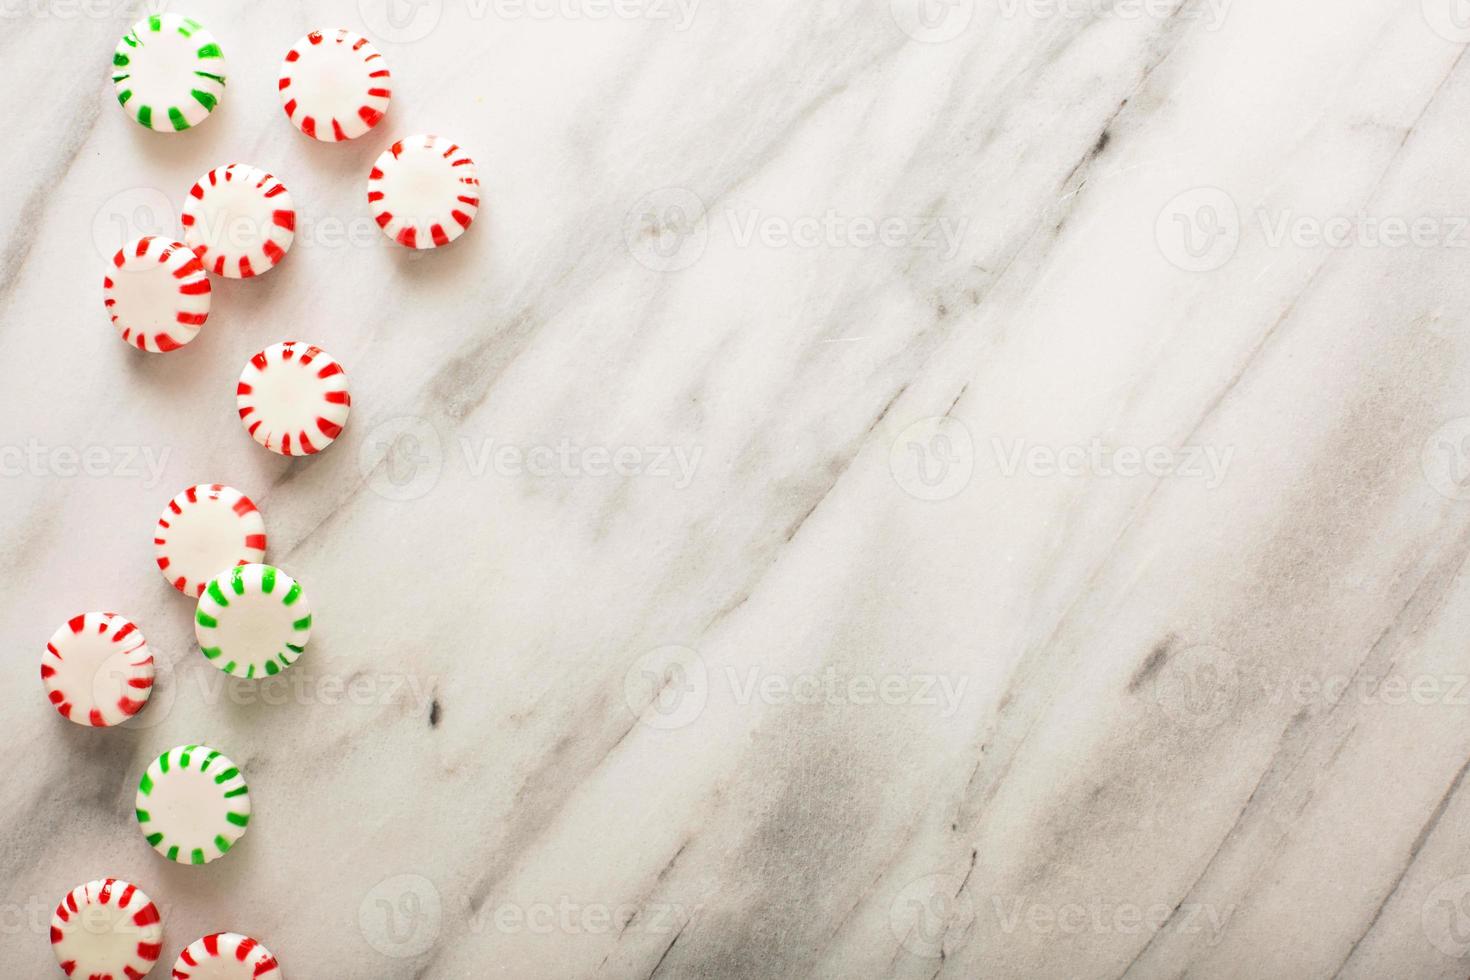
{"left": 138, "top": 772, "right": 153, "bottom": 795}
{"left": 168, "top": 107, "right": 188, "bottom": 131}
{"left": 215, "top": 767, "right": 239, "bottom": 784}
{"left": 136, "top": 105, "right": 152, "bottom": 128}
{"left": 293, "top": 615, "right": 312, "bottom": 631}
{"left": 192, "top": 849, "right": 205, "bottom": 865}
{"left": 191, "top": 89, "right": 216, "bottom": 112}
{"left": 231, "top": 566, "right": 246, "bottom": 595}
{"left": 207, "top": 580, "right": 229, "bottom": 608}
{"left": 196, "top": 42, "right": 222, "bottom": 58}
{"left": 148, "top": 13, "right": 161, "bottom": 30}
{"left": 282, "top": 581, "right": 302, "bottom": 605}
{"left": 226, "top": 812, "right": 249, "bottom": 827}
{"left": 261, "top": 566, "right": 276, "bottom": 593}
{"left": 197, "top": 611, "right": 218, "bottom": 628}
{"left": 195, "top": 70, "right": 225, "bottom": 84}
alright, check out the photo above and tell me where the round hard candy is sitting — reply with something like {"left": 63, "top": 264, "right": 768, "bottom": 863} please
{"left": 236, "top": 341, "right": 351, "bottom": 455}
{"left": 280, "top": 28, "right": 391, "bottom": 141}
{"left": 50, "top": 878, "right": 163, "bottom": 979}
{"left": 368, "top": 134, "right": 480, "bottom": 249}
{"left": 41, "top": 612, "right": 155, "bottom": 727}
{"left": 172, "top": 932, "right": 283, "bottom": 979}
{"left": 195, "top": 563, "right": 312, "bottom": 678}
{"left": 112, "top": 12, "right": 226, "bottom": 132}
{"left": 155, "top": 484, "right": 268, "bottom": 597}
{"left": 104, "top": 236, "right": 211, "bottom": 352}
{"left": 182, "top": 164, "right": 296, "bottom": 278}
{"left": 136, "top": 744, "right": 251, "bottom": 865}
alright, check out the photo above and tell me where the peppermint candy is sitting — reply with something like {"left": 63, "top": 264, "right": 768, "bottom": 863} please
{"left": 195, "top": 563, "right": 312, "bottom": 678}
{"left": 104, "top": 235, "right": 211, "bottom": 352}
{"left": 280, "top": 28, "right": 391, "bottom": 142}
{"left": 182, "top": 164, "right": 296, "bottom": 279}
{"left": 172, "top": 932, "right": 283, "bottom": 980}
{"left": 112, "top": 12, "right": 226, "bottom": 132}
{"left": 236, "top": 341, "right": 351, "bottom": 455}
{"left": 51, "top": 878, "right": 163, "bottom": 979}
{"left": 41, "top": 612, "right": 155, "bottom": 727}
{"left": 368, "top": 134, "right": 481, "bottom": 248}
{"left": 136, "top": 744, "right": 251, "bottom": 865}
{"left": 155, "top": 484, "right": 268, "bottom": 597}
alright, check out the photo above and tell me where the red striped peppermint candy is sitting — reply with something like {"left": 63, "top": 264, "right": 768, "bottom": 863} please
{"left": 368, "top": 134, "right": 480, "bottom": 249}
{"left": 173, "top": 932, "right": 282, "bottom": 980}
{"left": 280, "top": 28, "right": 391, "bottom": 142}
{"left": 182, "top": 164, "right": 296, "bottom": 279}
{"left": 50, "top": 878, "right": 163, "bottom": 979}
{"left": 237, "top": 341, "right": 351, "bottom": 455}
{"left": 104, "top": 235, "right": 211, "bottom": 352}
{"left": 155, "top": 484, "right": 268, "bottom": 597}
{"left": 41, "top": 612, "right": 155, "bottom": 727}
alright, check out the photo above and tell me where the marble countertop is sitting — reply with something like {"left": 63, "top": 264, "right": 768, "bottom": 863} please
{"left": 7, "top": 0, "right": 1470, "bottom": 976}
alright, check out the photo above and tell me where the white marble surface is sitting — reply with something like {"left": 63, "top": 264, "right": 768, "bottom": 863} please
{"left": 7, "top": 0, "right": 1470, "bottom": 976}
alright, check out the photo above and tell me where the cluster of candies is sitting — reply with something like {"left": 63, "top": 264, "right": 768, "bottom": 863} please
{"left": 46, "top": 14, "right": 479, "bottom": 979}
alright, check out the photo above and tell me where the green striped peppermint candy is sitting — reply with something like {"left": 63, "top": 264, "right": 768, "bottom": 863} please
{"left": 136, "top": 744, "right": 251, "bottom": 865}
{"left": 113, "top": 13, "right": 226, "bottom": 133}
{"left": 195, "top": 563, "right": 311, "bottom": 678}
